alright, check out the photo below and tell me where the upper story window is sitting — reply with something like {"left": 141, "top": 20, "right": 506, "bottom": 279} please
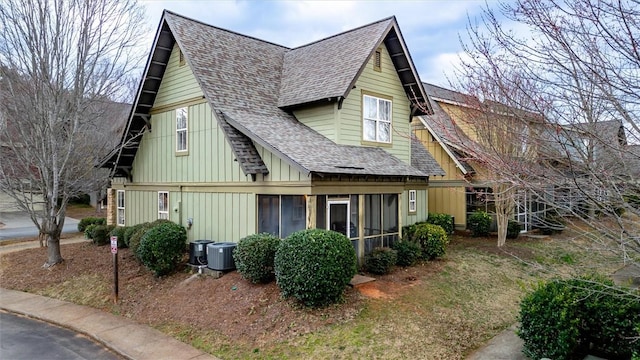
{"left": 363, "top": 94, "right": 392, "bottom": 143}
{"left": 176, "top": 107, "right": 188, "bottom": 153}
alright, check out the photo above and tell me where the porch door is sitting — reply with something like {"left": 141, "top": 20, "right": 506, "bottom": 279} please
{"left": 327, "top": 199, "right": 350, "bottom": 237}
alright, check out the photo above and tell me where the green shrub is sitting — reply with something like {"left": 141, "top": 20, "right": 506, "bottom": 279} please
{"left": 137, "top": 222, "right": 187, "bottom": 276}
{"left": 129, "top": 222, "right": 152, "bottom": 259}
{"left": 84, "top": 224, "right": 98, "bottom": 239}
{"left": 123, "top": 225, "right": 140, "bottom": 247}
{"left": 233, "top": 233, "right": 281, "bottom": 284}
{"left": 468, "top": 211, "right": 492, "bottom": 237}
{"left": 365, "top": 247, "right": 397, "bottom": 274}
{"left": 506, "top": 220, "right": 522, "bottom": 239}
{"left": 274, "top": 229, "right": 357, "bottom": 307}
{"left": 110, "top": 226, "right": 129, "bottom": 248}
{"left": 519, "top": 276, "right": 640, "bottom": 360}
{"left": 426, "top": 213, "right": 454, "bottom": 234}
{"left": 414, "top": 223, "right": 449, "bottom": 260}
{"left": 91, "top": 225, "right": 115, "bottom": 246}
{"left": 77, "top": 217, "right": 106, "bottom": 232}
{"left": 402, "top": 221, "right": 427, "bottom": 242}
{"left": 392, "top": 239, "right": 422, "bottom": 267}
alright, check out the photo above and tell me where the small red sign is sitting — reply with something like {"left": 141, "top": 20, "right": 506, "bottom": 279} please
{"left": 110, "top": 236, "right": 118, "bottom": 254}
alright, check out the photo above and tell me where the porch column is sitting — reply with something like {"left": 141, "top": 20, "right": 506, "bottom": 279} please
{"left": 105, "top": 188, "right": 116, "bottom": 226}
{"left": 306, "top": 195, "right": 316, "bottom": 229}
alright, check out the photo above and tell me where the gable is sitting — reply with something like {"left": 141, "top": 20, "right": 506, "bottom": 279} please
{"left": 153, "top": 44, "right": 203, "bottom": 109}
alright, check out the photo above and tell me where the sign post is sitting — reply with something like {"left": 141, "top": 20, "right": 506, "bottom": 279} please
{"left": 110, "top": 236, "right": 118, "bottom": 303}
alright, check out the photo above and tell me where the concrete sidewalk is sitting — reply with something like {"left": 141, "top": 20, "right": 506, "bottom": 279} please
{"left": 0, "top": 288, "right": 219, "bottom": 360}
{"left": 465, "top": 324, "right": 528, "bottom": 360}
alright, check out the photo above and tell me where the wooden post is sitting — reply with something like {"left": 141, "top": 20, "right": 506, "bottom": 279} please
{"left": 110, "top": 236, "right": 119, "bottom": 303}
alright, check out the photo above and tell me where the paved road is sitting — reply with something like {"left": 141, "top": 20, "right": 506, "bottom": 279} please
{"left": 0, "top": 212, "right": 80, "bottom": 241}
{"left": 0, "top": 311, "right": 122, "bottom": 360}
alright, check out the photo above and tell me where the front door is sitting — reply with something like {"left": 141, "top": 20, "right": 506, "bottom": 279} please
{"left": 327, "top": 199, "right": 350, "bottom": 237}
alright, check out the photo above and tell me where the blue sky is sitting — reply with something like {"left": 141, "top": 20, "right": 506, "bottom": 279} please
{"left": 139, "top": 0, "right": 500, "bottom": 87}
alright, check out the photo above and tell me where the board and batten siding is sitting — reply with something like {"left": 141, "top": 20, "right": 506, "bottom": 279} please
{"left": 132, "top": 101, "right": 251, "bottom": 184}
{"left": 154, "top": 44, "right": 203, "bottom": 109}
{"left": 293, "top": 103, "right": 337, "bottom": 142}
{"left": 337, "top": 44, "right": 412, "bottom": 163}
{"left": 402, "top": 189, "right": 428, "bottom": 226}
{"left": 254, "top": 143, "right": 307, "bottom": 183}
{"left": 124, "top": 190, "right": 256, "bottom": 243}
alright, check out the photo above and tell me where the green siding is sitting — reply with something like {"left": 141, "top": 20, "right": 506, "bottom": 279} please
{"left": 254, "top": 143, "right": 306, "bottom": 182}
{"left": 124, "top": 190, "right": 256, "bottom": 243}
{"left": 293, "top": 103, "right": 337, "bottom": 141}
{"left": 132, "top": 102, "right": 251, "bottom": 183}
{"left": 403, "top": 189, "right": 428, "bottom": 226}
{"left": 338, "top": 44, "right": 412, "bottom": 163}
{"left": 154, "top": 44, "right": 203, "bottom": 108}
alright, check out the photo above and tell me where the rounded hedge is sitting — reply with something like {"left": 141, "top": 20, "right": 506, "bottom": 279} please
{"left": 91, "top": 225, "right": 115, "bottom": 245}
{"left": 519, "top": 276, "right": 640, "bottom": 360}
{"left": 426, "top": 213, "right": 454, "bottom": 235}
{"left": 392, "top": 239, "right": 422, "bottom": 267}
{"left": 468, "top": 211, "right": 492, "bottom": 237}
{"left": 137, "top": 222, "right": 187, "bottom": 276}
{"left": 506, "top": 220, "right": 521, "bottom": 239}
{"left": 414, "top": 223, "right": 449, "bottom": 260}
{"left": 128, "top": 222, "right": 152, "bottom": 259}
{"left": 233, "top": 233, "right": 281, "bottom": 284}
{"left": 78, "top": 217, "right": 106, "bottom": 232}
{"left": 274, "top": 229, "right": 357, "bottom": 307}
{"left": 365, "top": 247, "right": 397, "bottom": 275}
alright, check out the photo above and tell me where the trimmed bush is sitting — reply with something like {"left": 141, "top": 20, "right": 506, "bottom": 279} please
{"left": 274, "top": 229, "right": 357, "bottom": 307}
{"left": 392, "top": 239, "right": 422, "bottom": 267}
{"left": 110, "top": 226, "right": 129, "bottom": 248}
{"left": 414, "top": 223, "right": 449, "bottom": 260}
{"left": 128, "top": 222, "right": 152, "bottom": 259}
{"left": 84, "top": 224, "right": 98, "bottom": 239}
{"left": 123, "top": 225, "right": 140, "bottom": 247}
{"left": 468, "top": 211, "right": 491, "bottom": 237}
{"left": 233, "top": 233, "right": 281, "bottom": 284}
{"left": 365, "top": 247, "right": 397, "bottom": 274}
{"left": 506, "top": 220, "right": 522, "bottom": 239}
{"left": 78, "top": 217, "right": 106, "bottom": 232}
{"left": 426, "top": 213, "right": 454, "bottom": 235}
{"left": 91, "top": 225, "right": 115, "bottom": 245}
{"left": 519, "top": 276, "right": 640, "bottom": 360}
{"left": 137, "top": 222, "right": 187, "bottom": 276}
{"left": 402, "top": 221, "right": 427, "bottom": 242}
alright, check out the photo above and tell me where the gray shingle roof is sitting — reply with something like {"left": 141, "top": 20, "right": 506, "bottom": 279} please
{"left": 278, "top": 18, "right": 393, "bottom": 108}
{"left": 411, "top": 138, "right": 445, "bottom": 176}
{"left": 109, "top": 11, "right": 438, "bottom": 178}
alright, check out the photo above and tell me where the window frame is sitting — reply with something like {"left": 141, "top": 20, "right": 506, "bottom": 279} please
{"left": 158, "top": 191, "right": 169, "bottom": 220}
{"left": 116, "top": 190, "right": 125, "bottom": 226}
{"left": 362, "top": 93, "right": 393, "bottom": 144}
{"left": 408, "top": 190, "right": 417, "bottom": 213}
{"left": 176, "top": 107, "right": 188, "bottom": 154}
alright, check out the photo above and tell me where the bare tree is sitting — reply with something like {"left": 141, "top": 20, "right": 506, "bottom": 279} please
{"left": 456, "top": 0, "right": 640, "bottom": 264}
{"left": 0, "top": 0, "right": 146, "bottom": 267}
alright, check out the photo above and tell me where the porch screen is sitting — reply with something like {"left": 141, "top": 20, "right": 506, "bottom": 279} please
{"left": 257, "top": 195, "right": 306, "bottom": 238}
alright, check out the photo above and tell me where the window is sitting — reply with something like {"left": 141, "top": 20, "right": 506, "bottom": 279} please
{"left": 408, "top": 190, "right": 417, "bottom": 213}
{"left": 116, "top": 190, "right": 125, "bottom": 226}
{"left": 363, "top": 94, "right": 392, "bottom": 143}
{"left": 158, "top": 191, "right": 169, "bottom": 220}
{"left": 373, "top": 49, "right": 381, "bottom": 72}
{"left": 258, "top": 195, "right": 306, "bottom": 238}
{"left": 176, "top": 107, "right": 188, "bottom": 152}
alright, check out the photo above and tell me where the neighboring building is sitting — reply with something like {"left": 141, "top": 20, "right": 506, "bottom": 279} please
{"left": 102, "top": 11, "right": 444, "bottom": 260}
{"left": 414, "top": 83, "right": 545, "bottom": 231}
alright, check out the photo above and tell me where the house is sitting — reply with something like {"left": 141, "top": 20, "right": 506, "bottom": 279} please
{"left": 101, "top": 11, "right": 444, "bottom": 260}
{"left": 413, "top": 83, "right": 546, "bottom": 231}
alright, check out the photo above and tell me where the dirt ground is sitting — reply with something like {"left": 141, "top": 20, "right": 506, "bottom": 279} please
{"left": 0, "top": 231, "right": 532, "bottom": 350}
{"left": 0, "top": 204, "right": 541, "bottom": 353}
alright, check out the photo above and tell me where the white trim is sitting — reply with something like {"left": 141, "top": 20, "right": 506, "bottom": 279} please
{"left": 327, "top": 199, "right": 351, "bottom": 238}
{"left": 408, "top": 189, "right": 417, "bottom": 213}
{"left": 116, "top": 190, "right": 125, "bottom": 226}
{"left": 363, "top": 94, "right": 392, "bottom": 143}
{"left": 417, "top": 116, "right": 469, "bottom": 175}
{"left": 176, "top": 107, "right": 188, "bottom": 152}
{"left": 158, "top": 191, "right": 169, "bottom": 220}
